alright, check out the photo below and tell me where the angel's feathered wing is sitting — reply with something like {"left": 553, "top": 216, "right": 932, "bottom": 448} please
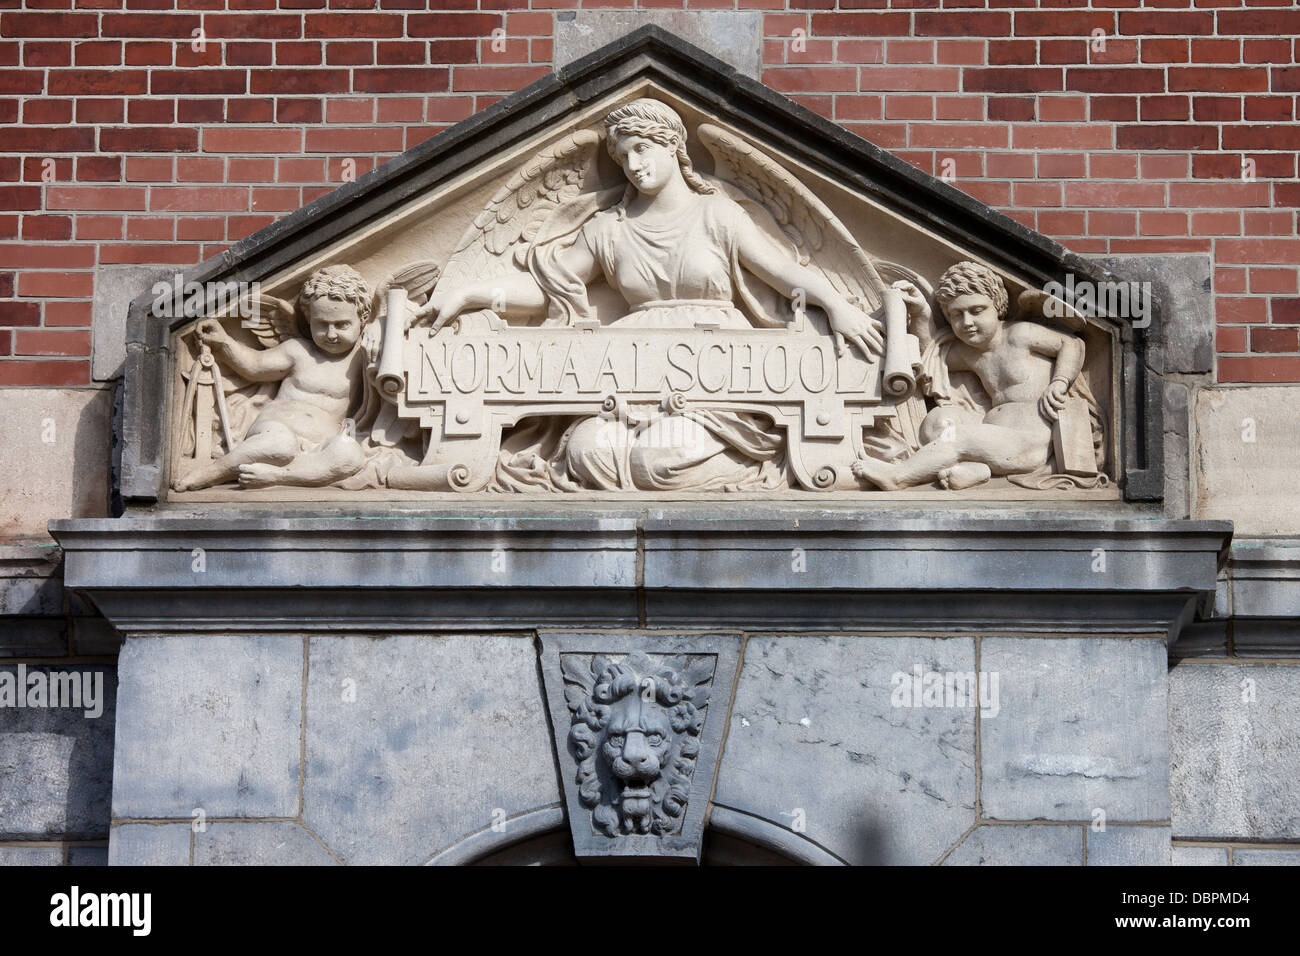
{"left": 696, "top": 123, "right": 887, "bottom": 317}
{"left": 432, "top": 129, "right": 606, "bottom": 300}
{"left": 240, "top": 292, "right": 302, "bottom": 349}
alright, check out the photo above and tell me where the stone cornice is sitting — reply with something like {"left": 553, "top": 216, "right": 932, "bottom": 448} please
{"left": 51, "top": 511, "right": 1230, "bottom": 639}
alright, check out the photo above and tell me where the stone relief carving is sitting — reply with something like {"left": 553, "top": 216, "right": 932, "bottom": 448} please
{"left": 853, "top": 262, "right": 1107, "bottom": 492}
{"left": 168, "top": 97, "right": 1112, "bottom": 497}
{"left": 173, "top": 265, "right": 375, "bottom": 491}
{"left": 560, "top": 651, "right": 715, "bottom": 838}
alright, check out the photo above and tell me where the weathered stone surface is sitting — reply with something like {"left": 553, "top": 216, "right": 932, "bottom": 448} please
{"left": 67, "top": 845, "right": 108, "bottom": 866}
{"left": 981, "top": 638, "right": 1169, "bottom": 821}
{"left": 108, "top": 823, "right": 190, "bottom": 866}
{"left": 1172, "top": 845, "right": 1230, "bottom": 866}
{"left": 111, "top": 635, "right": 302, "bottom": 819}
{"left": 0, "top": 846, "right": 62, "bottom": 865}
{"left": 555, "top": 11, "right": 762, "bottom": 78}
{"left": 715, "top": 636, "right": 977, "bottom": 866}
{"left": 93, "top": 265, "right": 173, "bottom": 381}
{"left": 1087, "top": 825, "right": 1170, "bottom": 866}
{"left": 1095, "top": 254, "right": 1213, "bottom": 375}
{"left": 0, "top": 666, "right": 116, "bottom": 838}
{"left": 0, "top": 620, "right": 66, "bottom": 658}
{"left": 1164, "top": 380, "right": 1190, "bottom": 519}
{"left": 1224, "top": 543, "right": 1300, "bottom": 654}
{"left": 943, "top": 824, "right": 1084, "bottom": 866}
{"left": 193, "top": 822, "right": 338, "bottom": 866}
{"left": 70, "top": 618, "right": 121, "bottom": 656}
{"left": 0, "top": 388, "right": 112, "bottom": 540}
{"left": 303, "top": 634, "right": 558, "bottom": 865}
{"left": 1233, "top": 848, "right": 1300, "bottom": 866}
{"left": 0, "top": 545, "right": 63, "bottom": 616}
{"left": 1171, "top": 662, "right": 1300, "bottom": 840}
{"left": 1196, "top": 387, "right": 1300, "bottom": 536}
{"left": 53, "top": 513, "right": 1227, "bottom": 640}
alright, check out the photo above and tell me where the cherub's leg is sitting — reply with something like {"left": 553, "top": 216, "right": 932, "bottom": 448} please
{"left": 952, "top": 422, "right": 1051, "bottom": 475}
{"left": 239, "top": 435, "right": 364, "bottom": 488}
{"left": 174, "top": 422, "right": 297, "bottom": 491}
{"left": 853, "top": 420, "right": 1047, "bottom": 491}
{"left": 852, "top": 439, "right": 962, "bottom": 490}
{"left": 939, "top": 462, "right": 993, "bottom": 490}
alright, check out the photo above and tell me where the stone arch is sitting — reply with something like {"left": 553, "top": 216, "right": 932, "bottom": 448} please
{"left": 426, "top": 804, "right": 843, "bottom": 866}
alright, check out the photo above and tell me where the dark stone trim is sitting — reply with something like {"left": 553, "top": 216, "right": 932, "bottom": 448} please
{"left": 52, "top": 512, "right": 1230, "bottom": 640}
{"left": 1171, "top": 539, "right": 1300, "bottom": 657}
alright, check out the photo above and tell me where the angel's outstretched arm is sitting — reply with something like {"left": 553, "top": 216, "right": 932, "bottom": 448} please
{"left": 417, "top": 238, "right": 602, "bottom": 329}
{"left": 197, "top": 320, "right": 296, "bottom": 381}
{"left": 734, "top": 228, "right": 886, "bottom": 358}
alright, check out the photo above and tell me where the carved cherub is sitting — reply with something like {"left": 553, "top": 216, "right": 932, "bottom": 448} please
{"left": 852, "top": 261, "right": 1096, "bottom": 491}
{"left": 172, "top": 264, "right": 372, "bottom": 491}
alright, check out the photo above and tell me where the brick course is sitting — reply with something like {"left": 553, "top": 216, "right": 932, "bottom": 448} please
{"left": 0, "top": 1, "right": 1296, "bottom": 383}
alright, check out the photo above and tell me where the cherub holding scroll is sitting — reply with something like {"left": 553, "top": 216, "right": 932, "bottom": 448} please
{"left": 172, "top": 264, "right": 372, "bottom": 491}
{"left": 851, "top": 261, "right": 1102, "bottom": 491}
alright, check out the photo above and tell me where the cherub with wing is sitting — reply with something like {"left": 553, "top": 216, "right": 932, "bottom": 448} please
{"left": 172, "top": 264, "right": 373, "bottom": 491}
{"left": 852, "top": 261, "right": 1106, "bottom": 491}
{"left": 403, "top": 97, "right": 905, "bottom": 492}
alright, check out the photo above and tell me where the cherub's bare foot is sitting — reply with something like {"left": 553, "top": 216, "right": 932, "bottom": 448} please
{"left": 938, "top": 461, "right": 992, "bottom": 490}
{"left": 238, "top": 463, "right": 287, "bottom": 488}
{"left": 851, "top": 457, "right": 903, "bottom": 491}
{"left": 173, "top": 466, "right": 226, "bottom": 492}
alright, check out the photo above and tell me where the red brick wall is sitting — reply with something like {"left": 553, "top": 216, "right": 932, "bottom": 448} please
{"left": 1, "top": 1, "right": 1297, "bottom": 386}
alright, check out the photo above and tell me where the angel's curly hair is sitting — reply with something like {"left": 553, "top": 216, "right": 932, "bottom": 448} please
{"left": 934, "top": 261, "right": 1009, "bottom": 320}
{"left": 603, "top": 98, "right": 716, "bottom": 195}
{"left": 298, "top": 264, "right": 373, "bottom": 324}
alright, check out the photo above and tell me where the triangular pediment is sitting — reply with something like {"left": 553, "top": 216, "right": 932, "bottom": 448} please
{"left": 121, "top": 26, "right": 1162, "bottom": 506}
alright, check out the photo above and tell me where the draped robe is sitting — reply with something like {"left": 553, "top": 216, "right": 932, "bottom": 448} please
{"left": 510, "top": 191, "right": 787, "bottom": 491}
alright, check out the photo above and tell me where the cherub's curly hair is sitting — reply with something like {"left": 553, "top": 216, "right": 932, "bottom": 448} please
{"left": 298, "top": 264, "right": 373, "bottom": 324}
{"left": 935, "top": 261, "right": 1009, "bottom": 320}
{"left": 603, "top": 98, "right": 716, "bottom": 196}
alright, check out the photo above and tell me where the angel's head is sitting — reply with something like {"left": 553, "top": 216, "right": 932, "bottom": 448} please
{"left": 935, "top": 261, "right": 1009, "bottom": 349}
{"left": 603, "top": 99, "right": 716, "bottom": 197}
{"left": 298, "top": 265, "right": 373, "bottom": 355}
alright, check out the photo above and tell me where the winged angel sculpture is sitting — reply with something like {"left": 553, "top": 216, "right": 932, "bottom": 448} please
{"left": 392, "top": 97, "right": 906, "bottom": 493}
{"left": 169, "top": 98, "right": 1106, "bottom": 495}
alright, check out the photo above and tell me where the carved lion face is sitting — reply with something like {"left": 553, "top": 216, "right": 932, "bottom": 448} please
{"left": 566, "top": 654, "right": 713, "bottom": 838}
{"left": 601, "top": 692, "right": 674, "bottom": 826}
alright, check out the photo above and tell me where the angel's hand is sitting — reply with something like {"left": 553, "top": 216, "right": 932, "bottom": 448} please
{"left": 1038, "top": 378, "right": 1070, "bottom": 421}
{"left": 890, "top": 280, "right": 931, "bottom": 323}
{"left": 195, "top": 319, "right": 228, "bottom": 349}
{"left": 413, "top": 289, "right": 467, "bottom": 332}
{"left": 828, "top": 304, "right": 885, "bottom": 360}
